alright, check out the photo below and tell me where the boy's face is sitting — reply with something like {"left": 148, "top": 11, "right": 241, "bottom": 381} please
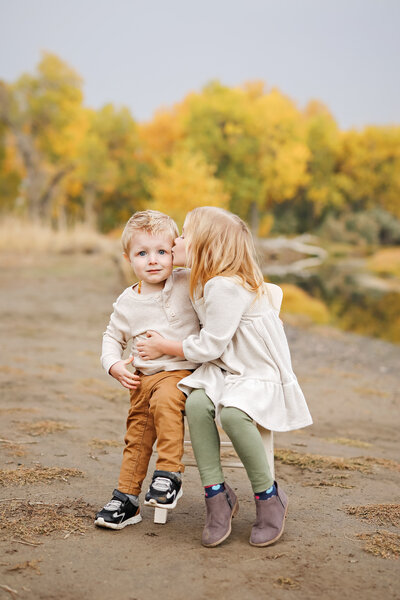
{"left": 126, "top": 231, "right": 173, "bottom": 289}
{"left": 172, "top": 222, "right": 187, "bottom": 267}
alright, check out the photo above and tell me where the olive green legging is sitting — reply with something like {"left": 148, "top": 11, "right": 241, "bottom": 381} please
{"left": 185, "top": 389, "right": 274, "bottom": 493}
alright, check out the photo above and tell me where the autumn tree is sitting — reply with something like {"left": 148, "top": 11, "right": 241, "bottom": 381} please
{"left": 339, "top": 125, "right": 400, "bottom": 218}
{"left": 149, "top": 150, "right": 229, "bottom": 228}
{"left": 67, "top": 104, "right": 146, "bottom": 230}
{"left": 0, "top": 52, "right": 86, "bottom": 225}
{"left": 175, "top": 81, "right": 310, "bottom": 234}
{"left": 1, "top": 52, "right": 400, "bottom": 238}
{"left": 0, "top": 120, "right": 22, "bottom": 213}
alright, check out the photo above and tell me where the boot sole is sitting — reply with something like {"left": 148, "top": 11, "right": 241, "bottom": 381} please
{"left": 249, "top": 501, "right": 288, "bottom": 547}
{"left": 144, "top": 487, "right": 183, "bottom": 510}
{"left": 202, "top": 499, "right": 239, "bottom": 548}
{"left": 94, "top": 512, "right": 142, "bottom": 530}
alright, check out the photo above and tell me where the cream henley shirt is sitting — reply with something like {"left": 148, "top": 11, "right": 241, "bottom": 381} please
{"left": 101, "top": 268, "right": 200, "bottom": 376}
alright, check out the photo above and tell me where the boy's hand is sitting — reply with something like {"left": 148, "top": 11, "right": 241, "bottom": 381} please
{"left": 137, "top": 331, "right": 165, "bottom": 360}
{"left": 109, "top": 357, "right": 141, "bottom": 390}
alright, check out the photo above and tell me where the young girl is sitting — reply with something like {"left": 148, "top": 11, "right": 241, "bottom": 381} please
{"left": 137, "top": 207, "right": 312, "bottom": 548}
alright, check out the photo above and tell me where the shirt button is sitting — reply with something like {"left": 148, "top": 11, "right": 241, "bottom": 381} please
{"left": 170, "top": 312, "right": 176, "bottom": 317}
{"left": 165, "top": 302, "right": 170, "bottom": 308}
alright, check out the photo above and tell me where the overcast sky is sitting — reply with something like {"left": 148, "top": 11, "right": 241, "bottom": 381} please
{"left": 0, "top": 0, "right": 399, "bottom": 129}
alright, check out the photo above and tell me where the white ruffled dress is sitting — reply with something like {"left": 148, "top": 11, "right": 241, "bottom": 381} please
{"left": 178, "top": 277, "right": 312, "bottom": 432}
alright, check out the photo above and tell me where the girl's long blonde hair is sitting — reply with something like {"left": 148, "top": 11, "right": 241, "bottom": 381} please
{"left": 184, "top": 207, "right": 264, "bottom": 299}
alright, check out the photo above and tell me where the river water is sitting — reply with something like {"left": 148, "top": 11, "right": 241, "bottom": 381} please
{"left": 262, "top": 248, "right": 400, "bottom": 344}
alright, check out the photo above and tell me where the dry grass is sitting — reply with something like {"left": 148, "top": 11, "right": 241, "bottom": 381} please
{"left": 40, "top": 364, "right": 65, "bottom": 373}
{"left": 274, "top": 577, "right": 301, "bottom": 590}
{"left": 3, "top": 443, "right": 27, "bottom": 458}
{"left": 326, "top": 437, "right": 372, "bottom": 449}
{"left": 89, "top": 438, "right": 120, "bottom": 449}
{"left": 344, "top": 504, "right": 400, "bottom": 527}
{"left": 304, "top": 480, "right": 355, "bottom": 489}
{"left": 6, "top": 559, "right": 42, "bottom": 574}
{"left": 0, "top": 217, "right": 115, "bottom": 255}
{"left": 363, "top": 457, "right": 400, "bottom": 473}
{"left": 0, "top": 499, "right": 95, "bottom": 542}
{"left": 0, "top": 407, "right": 40, "bottom": 415}
{"left": 77, "top": 378, "right": 127, "bottom": 402}
{"left": 0, "top": 465, "right": 84, "bottom": 486}
{"left": 353, "top": 387, "right": 389, "bottom": 398}
{"left": 356, "top": 531, "right": 400, "bottom": 559}
{"left": 275, "top": 448, "right": 369, "bottom": 472}
{"left": 0, "top": 366, "right": 26, "bottom": 376}
{"left": 18, "top": 420, "right": 73, "bottom": 436}
{"left": 274, "top": 448, "right": 400, "bottom": 473}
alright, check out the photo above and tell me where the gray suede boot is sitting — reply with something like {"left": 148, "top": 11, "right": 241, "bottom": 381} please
{"left": 201, "top": 483, "right": 239, "bottom": 548}
{"left": 249, "top": 481, "right": 288, "bottom": 547}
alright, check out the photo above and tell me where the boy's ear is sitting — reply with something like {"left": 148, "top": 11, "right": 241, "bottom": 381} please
{"left": 123, "top": 252, "right": 130, "bottom": 263}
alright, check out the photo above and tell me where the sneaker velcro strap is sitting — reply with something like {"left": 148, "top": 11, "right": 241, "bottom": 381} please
{"left": 112, "top": 489, "right": 129, "bottom": 502}
{"left": 152, "top": 470, "right": 181, "bottom": 484}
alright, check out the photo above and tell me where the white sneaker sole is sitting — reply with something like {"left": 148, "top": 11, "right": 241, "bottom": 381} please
{"left": 94, "top": 511, "right": 142, "bottom": 530}
{"left": 144, "top": 487, "right": 183, "bottom": 510}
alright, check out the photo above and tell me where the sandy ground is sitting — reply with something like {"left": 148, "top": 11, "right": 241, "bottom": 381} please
{"left": 0, "top": 252, "right": 399, "bottom": 600}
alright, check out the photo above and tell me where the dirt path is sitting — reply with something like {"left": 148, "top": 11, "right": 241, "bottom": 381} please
{"left": 0, "top": 253, "right": 399, "bottom": 600}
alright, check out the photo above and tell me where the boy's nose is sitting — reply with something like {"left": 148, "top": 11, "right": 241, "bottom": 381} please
{"left": 148, "top": 253, "right": 158, "bottom": 264}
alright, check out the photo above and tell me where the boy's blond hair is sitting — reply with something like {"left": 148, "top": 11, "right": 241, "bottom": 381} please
{"left": 185, "top": 207, "right": 264, "bottom": 299}
{"left": 122, "top": 210, "right": 179, "bottom": 255}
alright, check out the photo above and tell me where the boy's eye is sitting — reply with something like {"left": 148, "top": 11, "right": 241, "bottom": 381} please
{"left": 138, "top": 251, "right": 146, "bottom": 256}
{"left": 159, "top": 249, "right": 167, "bottom": 255}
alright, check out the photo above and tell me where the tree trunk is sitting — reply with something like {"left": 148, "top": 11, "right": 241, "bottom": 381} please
{"left": 84, "top": 185, "right": 97, "bottom": 229}
{"left": 249, "top": 201, "right": 259, "bottom": 239}
{"left": 13, "top": 130, "right": 45, "bottom": 222}
{"left": 56, "top": 200, "right": 67, "bottom": 230}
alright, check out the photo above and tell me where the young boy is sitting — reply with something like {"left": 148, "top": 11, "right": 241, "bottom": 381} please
{"left": 95, "top": 210, "right": 200, "bottom": 530}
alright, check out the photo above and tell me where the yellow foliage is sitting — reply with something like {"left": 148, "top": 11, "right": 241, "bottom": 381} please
{"left": 258, "top": 214, "right": 274, "bottom": 237}
{"left": 139, "top": 108, "right": 184, "bottom": 162}
{"left": 2, "top": 133, "right": 24, "bottom": 175}
{"left": 261, "top": 142, "right": 311, "bottom": 203}
{"left": 340, "top": 126, "right": 400, "bottom": 217}
{"left": 367, "top": 247, "right": 400, "bottom": 278}
{"left": 2, "top": 52, "right": 400, "bottom": 234}
{"left": 149, "top": 152, "right": 229, "bottom": 227}
{"left": 280, "top": 283, "right": 330, "bottom": 324}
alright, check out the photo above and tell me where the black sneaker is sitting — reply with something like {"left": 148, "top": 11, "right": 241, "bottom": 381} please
{"left": 94, "top": 489, "right": 142, "bottom": 530}
{"left": 144, "top": 470, "right": 183, "bottom": 509}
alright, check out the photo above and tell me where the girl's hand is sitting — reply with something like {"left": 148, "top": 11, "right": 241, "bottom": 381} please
{"left": 137, "top": 330, "right": 165, "bottom": 360}
{"left": 109, "top": 357, "right": 141, "bottom": 390}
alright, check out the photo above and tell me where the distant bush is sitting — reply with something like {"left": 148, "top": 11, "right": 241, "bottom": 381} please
{"left": 367, "top": 247, "right": 400, "bottom": 278}
{"left": 280, "top": 283, "right": 330, "bottom": 324}
{"left": 318, "top": 209, "right": 400, "bottom": 246}
{"left": 370, "top": 208, "right": 400, "bottom": 245}
{"left": 0, "top": 218, "right": 116, "bottom": 254}
{"left": 338, "top": 291, "right": 400, "bottom": 343}
{"left": 345, "top": 212, "right": 381, "bottom": 245}
{"left": 318, "top": 215, "right": 360, "bottom": 244}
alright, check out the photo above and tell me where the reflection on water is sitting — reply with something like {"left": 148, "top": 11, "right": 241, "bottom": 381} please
{"left": 269, "top": 261, "right": 400, "bottom": 344}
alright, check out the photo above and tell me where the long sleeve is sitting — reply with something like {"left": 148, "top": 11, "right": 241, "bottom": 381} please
{"left": 254, "top": 310, "right": 296, "bottom": 384}
{"left": 101, "top": 302, "right": 131, "bottom": 374}
{"left": 182, "top": 277, "right": 252, "bottom": 363}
